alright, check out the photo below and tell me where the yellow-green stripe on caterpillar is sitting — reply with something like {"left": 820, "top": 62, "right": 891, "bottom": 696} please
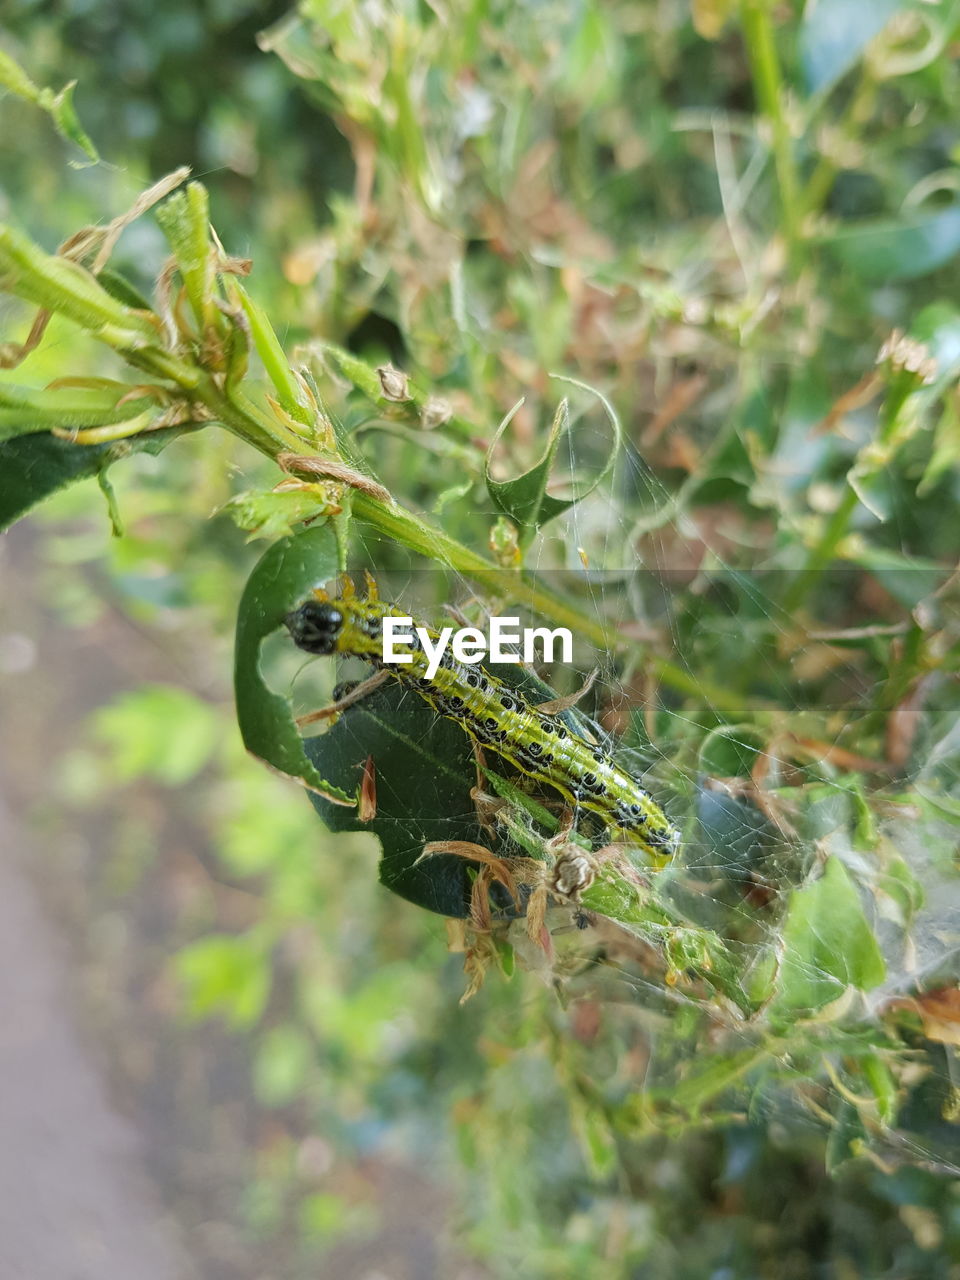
{"left": 285, "top": 579, "right": 681, "bottom": 865}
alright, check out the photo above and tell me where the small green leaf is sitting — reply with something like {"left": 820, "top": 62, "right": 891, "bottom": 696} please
{"left": 221, "top": 487, "right": 331, "bottom": 539}
{"left": 861, "top": 1052, "right": 898, "bottom": 1125}
{"left": 96, "top": 268, "right": 152, "bottom": 311}
{"left": 666, "top": 1047, "right": 767, "bottom": 1117}
{"left": 155, "top": 183, "right": 215, "bottom": 331}
{"left": 235, "top": 281, "right": 312, "bottom": 425}
{"left": 772, "top": 857, "right": 886, "bottom": 1018}
{"left": 47, "top": 80, "right": 100, "bottom": 164}
{"left": 0, "top": 50, "right": 99, "bottom": 161}
{"left": 234, "top": 523, "right": 353, "bottom": 803}
{"left": 0, "top": 427, "right": 187, "bottom": 532}
{"left": 485, "top": 397, "right": 573, "bottom": 534}
{"left": 484, "top": 375, "right": 622, "bottom": 542}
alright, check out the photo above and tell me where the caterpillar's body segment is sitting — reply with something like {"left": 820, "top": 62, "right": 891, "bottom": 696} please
{"left": 286, "top": 588, "right": 680, "bottom": 864}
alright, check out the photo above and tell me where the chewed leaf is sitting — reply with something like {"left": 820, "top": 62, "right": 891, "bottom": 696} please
{"left": 303, "top": 676, "right": 496, "bottom": 918}
{"left": 234, "top": 524, "right": 353, "bottom": 804}
{"left": 484, "top": 375, "right": 622, "bottom": 541}
{"left": 302, "top": 655, "right": 586, "bottom": 918}
{"left": 772, "top": 856, "right": 886, "bottom": 1018}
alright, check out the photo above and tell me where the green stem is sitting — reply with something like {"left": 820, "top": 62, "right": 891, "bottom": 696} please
{"left": 204, "top": 384, "right": 752, "bottom": 716}
{"left": 159, "top": 370, "right": 753, "bottom": 716}
{"left": 784, "top": 372, "right": 917, "bottom": 611}
{"left": 800, "top": 75, "right": 875, "bottom": 220}
{"left": 740, "top": 0, "right": 801, "bottom": 269}
{"left": 783, "top": 485, "right": 859, "bottom": 613}
{"left": 0, "top": 219, "right": 750, "bottom": 718}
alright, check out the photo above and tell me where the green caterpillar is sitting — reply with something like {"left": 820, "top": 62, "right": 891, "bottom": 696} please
{"left": 285, "top": 582, "right": 680, "bottom": 864}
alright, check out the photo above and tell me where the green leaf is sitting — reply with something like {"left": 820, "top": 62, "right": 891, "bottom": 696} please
{"left": 235, "top": 281, "right": 312, "bottom": 425}
{"left": 820, "top": 206, "right": 960, "bottom": 282}
{"left": 0, "top": 428, "right": 187, "bottom": 532}
{"left": 800, "top": 0, "right": 903, "bottom": 94}
{"left": 155, "top": 183, "right": 215, "bottom": 331}
{"left": 861, "top": 1051, "right": 898, "bottom": 1125}
{"left": 234, "top": 524, "right": 353, "bottom": 803}
{"left": 484, "top": 375, "right": 622, "bottom": 541}
{"left": 304, "top": 657, "right": 593, "bottom": 918}
{"left": 304, "top": 677, "right": 492, "bottom": 917}
{"left": 0, "top": 50, "right": 99, "bottom": 162}
{"left": 221, "top": 486, "right": 331, "bottom": 539}
{"left": 0, "top": 382, "right": 154, "bottom": 440}
{"left": 772, "top": 857, "right": 886, "bottom": 1019}
{"left": 96, "top": 268, "right": 153, "bottom": 311}
{"left": 46, "top": 80, "right": 100, "bottom": 165}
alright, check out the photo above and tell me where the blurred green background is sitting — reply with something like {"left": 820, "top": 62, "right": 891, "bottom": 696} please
{"left": 2, "top": 1, "right": 960, "bottom": 1277}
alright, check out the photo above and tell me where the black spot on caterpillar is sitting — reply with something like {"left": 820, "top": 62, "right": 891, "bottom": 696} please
{"left": 285, "top": 583, "right": 681, "bottom": 863}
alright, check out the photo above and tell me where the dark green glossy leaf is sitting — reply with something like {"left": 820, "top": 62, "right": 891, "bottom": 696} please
{"left": 234, "top": 525, "right": 351, "bottom": 802}
{"left": 0, "top": 427, "right": 186, "bottom": 532}
{"left": 304, "top": 657, "right": 592, "bottom": 917}
{"left": 305, "top": 678, "right": 486, "bottom": 917}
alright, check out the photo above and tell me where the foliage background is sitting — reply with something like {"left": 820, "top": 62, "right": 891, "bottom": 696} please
{"left": 2, "top": 1, "right": 960, "bottom": 1276}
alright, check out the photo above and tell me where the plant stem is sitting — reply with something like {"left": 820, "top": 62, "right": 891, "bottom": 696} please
{"left": 205, "top": 394, "right": 751, "bottom": 718}
{"left": 0, "top": 218, "right": 750, "bottom": 719}
{"left": 740, "top": 0, "right": 801, "bottom": 269}
{"left": 783, "top": 486, "right": 858, "bottom": 612}
{"left": 784, "top": 370, "right": 917, "bottom": 611}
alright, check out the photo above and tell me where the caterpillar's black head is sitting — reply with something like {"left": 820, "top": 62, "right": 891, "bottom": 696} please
{"left": 285, "top": 600, "right": 344, "bottom": 655}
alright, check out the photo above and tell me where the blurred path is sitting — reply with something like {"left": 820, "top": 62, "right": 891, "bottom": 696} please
{"left": 0, "top": 797, "right": 193, "bottom": 1280}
